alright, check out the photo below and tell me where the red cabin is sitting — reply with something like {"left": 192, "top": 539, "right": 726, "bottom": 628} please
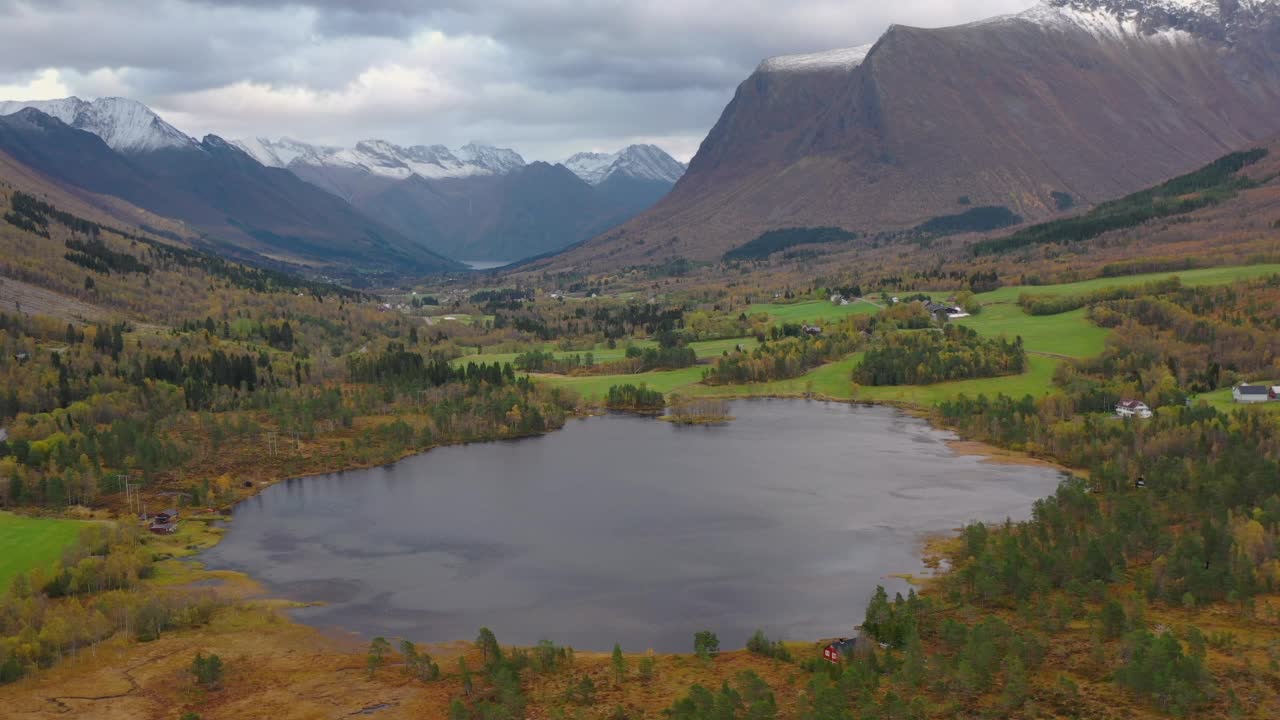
{"left": 823, "top": 638, "right": 858, "bottom": 664}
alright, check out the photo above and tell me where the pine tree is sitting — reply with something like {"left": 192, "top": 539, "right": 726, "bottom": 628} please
{"left": 611, "top": 642, "right": 627, "bottom": 685}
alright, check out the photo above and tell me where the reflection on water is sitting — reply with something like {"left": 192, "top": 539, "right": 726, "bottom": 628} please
{"left": 203, "top": 400, "right": 1064, "bottom": 651}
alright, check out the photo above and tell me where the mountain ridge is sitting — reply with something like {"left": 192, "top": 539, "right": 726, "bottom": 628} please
{"left": 0, "top": 96, "right": 196, "bottom": 153}
{"left": 533, "top": 0, "right": 1280, "bottom": 270}
{"left": 0, "top": 107, "right": 462, "bottom": 277}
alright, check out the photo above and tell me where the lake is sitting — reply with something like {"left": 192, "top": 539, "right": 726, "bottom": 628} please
{"left": 203, "top": 400, "right": 1065, "bottom": 652}
{"left": 461, "top": 260, "right": 513, "bottom": 271}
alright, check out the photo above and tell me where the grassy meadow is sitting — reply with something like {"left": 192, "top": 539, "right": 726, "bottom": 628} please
{"left": 974, "top": 263, "right": 1280, "bottom": 304}
{"left": 746, "top": 298, "right": 881, "bottom": 324}
{"left": 533, "top": 263, "right": 1280, "bottom": 411}
{"left": 0, "top": 512, "right": 87, "bottom": 591}
{"left": 1195, "top": 384, "right": 1280, "bottom": 414}
{"left": 956, "top": 305, "right": 1109, "bottom": 357}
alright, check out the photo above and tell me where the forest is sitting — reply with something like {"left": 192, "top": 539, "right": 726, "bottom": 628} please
{"left": 972, "top": 149, "right": 1268, "bottom": 256}
{"left": 723, "top": 227, "right": 858, "bottom": 261}
{"left": 854, "top": 324, "right": 1026, "bottom": 386}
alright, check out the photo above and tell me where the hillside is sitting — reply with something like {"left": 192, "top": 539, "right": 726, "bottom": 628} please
{"left": 0, "top": 107, "right": 462, "bottom": 279}
{"left": 536, "top": 0, "right": 1280, "bottom": 270}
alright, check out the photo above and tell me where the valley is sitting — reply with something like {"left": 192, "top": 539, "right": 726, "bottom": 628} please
{"left": 3, "top": 0, "right": 1280, "bottom": 718}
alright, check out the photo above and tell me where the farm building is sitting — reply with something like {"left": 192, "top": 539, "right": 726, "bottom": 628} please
{"left": 924, "top": 301, "right": 970, "bottom": 321}
{"left": 1116, "top": 400, "right": 1153, "bottom": 419}
{"left": 1234, "top": 384, "right": 1271, "bottom": 404}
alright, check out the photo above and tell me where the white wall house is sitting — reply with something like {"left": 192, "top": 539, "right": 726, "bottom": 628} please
{"left": 1116, "top": 400, "right": 1152, "bottom": 419}
{"left": 1233, "top": 384, "right": 1271, "bottom": 404}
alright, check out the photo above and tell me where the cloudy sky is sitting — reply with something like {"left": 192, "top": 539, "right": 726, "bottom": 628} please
{"left": 0, "top": 0, "right": 1034, "bottom": 161}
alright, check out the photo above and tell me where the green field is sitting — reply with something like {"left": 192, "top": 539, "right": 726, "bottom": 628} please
{"left": 456, "top": 337, "right": 759, "bottom": 368}
{"left": 956, "top": 305, "right": 1109, "bottom": 358}
{"left": 0, "top": 511, "right": 87, "bottom": 593}
{"left": 747, "top": 298, "right": 881, "bottom": 324}
{"left": 851, "top": 354, "right": 1061, "bottom": 406}
{"left": 685, "top": 353, "right": 1060, "bottom": 406}
{"left": 529, "top": 264, "right": 1280, "bottom": 409}
{"left": 1195, "top": 384, "right": 1280, "bottom": 414}
{"left": 537, "top": 365, "right": 707, "bottom": 400}
{"left": 975, "top": 264, "right": 1280, "bottom": 304}
{"left": 548, "top": 350, "right": 1060, "bottom": 409}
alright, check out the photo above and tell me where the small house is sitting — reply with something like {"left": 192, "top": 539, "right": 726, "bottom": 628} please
{"left": 1234, "top": 384, "right": 1270, "bottom": 404}
{"left": 148, "top": 521, "right": 177, "bottom": 535}
{"left": 803, "top": 325, "right": 823, "bottom": 337}
{"left": 154, "top": 509, "right": 179, "bottom": 524}
{"left": 1116, "top": 400, "right": 1153, "bottom": 419}
{"left": 823, "top": 638, "right": 859, "bottom": 664}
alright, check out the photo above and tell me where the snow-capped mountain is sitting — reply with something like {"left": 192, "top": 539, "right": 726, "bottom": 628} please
{"left": 563, "top": 145, "right": 686, "bottom": 186}
{"left": 0, "top": 97, "right": 196, "bottom": 153}
{"left": 234, "top": 137, "right": 527, "bottom": 180}
{"left": 538, "top": 0, "right": 1280, "bottom": 270}
{"left": 1043, "top": 0, "right": 1279, "bottom": 37}
{"left": 756, "top": 44, "right": 876, "bottom": 74}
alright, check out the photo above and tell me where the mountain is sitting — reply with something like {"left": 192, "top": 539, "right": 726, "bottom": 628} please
{"left": 0, "top": 106, "right": 461, "bottom": 277}
{"left": 357, "top": 161, "right": 672, "bottom": 262}
{"left": 0, "top": 96, "right": 195, "bottom": 153}
{"left": 234, "top": 137, "right": 527, "bottom": 189}
{"left": 239, "top": 136, "right": 685, "bottom": 262}
{"left": 536, "top": 0, "right": 1280, "bottom": 269}
{"left": 563, "top": 145, "right": 686, "bottom": 186}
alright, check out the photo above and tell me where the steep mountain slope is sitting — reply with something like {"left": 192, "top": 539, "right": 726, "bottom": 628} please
{"left": 539, "top": 0, "right": 1280, "bottom": 269}
{"left": 0, "top": 108, "right": 460, "bottom": 277}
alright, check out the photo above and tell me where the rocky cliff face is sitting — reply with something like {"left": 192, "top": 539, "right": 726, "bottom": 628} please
{"left": 541, "top": 0, "right": 1280, "bottom": 268}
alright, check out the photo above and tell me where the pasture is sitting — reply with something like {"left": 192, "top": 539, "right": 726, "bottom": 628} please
{"left": 1195, "top": 384, "right": 1280, "bottom": 415}
{"left": 957, "top": 305, "right": 1109, "bottom": 358}
{"left": 975, "top": 263, "right": 1280, "bottom": 304}
{"left": 455, "top": 337, "right": 760, "bottom": 368}
{"left": 747, "top": 298, "right": 881, "bottom": 324}
{"left": 0, "top": 511, "right": 86, "bottom": 593}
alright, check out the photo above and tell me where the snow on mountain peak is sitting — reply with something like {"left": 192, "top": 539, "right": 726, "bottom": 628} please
{"left": 232, "top": 137, "right": 527, "bottom": 180}
{"left": 563, "top": 144, "right": 686, "bottom": 186}
{"left": 0, "top": 96, "right": 196, "bottom": 153}
{"left": 757, "top": 44, "right": 876, "bottom": 74}
{"left": 1036, "top": 0, "right": 1280, "bottom": 37}
{"left": 457, "top": 143, "right": 527, "bottom": 175}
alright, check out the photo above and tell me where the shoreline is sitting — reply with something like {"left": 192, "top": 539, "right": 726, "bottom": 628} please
{"left": 19, "top": 390, "right": 1072, "bottom": 661}
{"left": 187, "top": 394, "right": 1065, "bottom": 641}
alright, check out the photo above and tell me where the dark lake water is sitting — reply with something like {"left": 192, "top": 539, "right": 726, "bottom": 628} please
{"left": 203, "top": 400, "right": 1065, "bottom": 652}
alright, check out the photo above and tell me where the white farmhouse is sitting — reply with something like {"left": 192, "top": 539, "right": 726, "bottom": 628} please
{"left": 1116, "top": 400, "right": 1153, "bottom": 419}
{"left": 1233, "top": 384, "right": 1271, "bottom": 404}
